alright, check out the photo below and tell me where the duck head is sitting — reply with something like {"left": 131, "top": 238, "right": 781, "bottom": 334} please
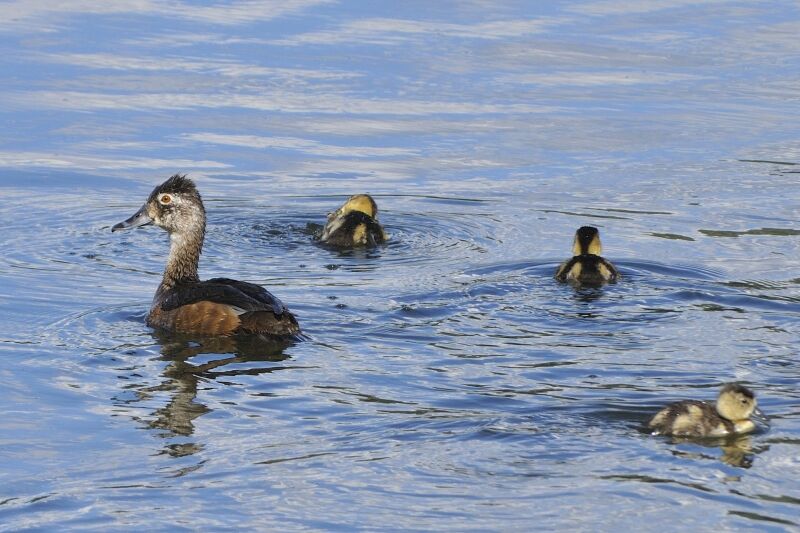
{"left": 716, "top": 383, "right": 757, "bottom": 422}
{"left": 112, "top": 174, "right": 206, "bottom": 236}
{"left": 572, "top": 226, "right": 602, "bottom": 256}
{"left": 326, "top": 194, "right": 378, "bottom": 222}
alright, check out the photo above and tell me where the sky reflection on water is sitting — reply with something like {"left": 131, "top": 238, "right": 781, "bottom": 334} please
{"left": 1, "top": 1, "right": 799, "bottom": 531}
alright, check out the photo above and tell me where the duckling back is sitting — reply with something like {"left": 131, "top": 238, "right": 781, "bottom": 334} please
{"left": 555, "top": 254, "right": 618, "bottom": 285}
{"left": 649, "top": 400, "right": 735, "bottom": 437}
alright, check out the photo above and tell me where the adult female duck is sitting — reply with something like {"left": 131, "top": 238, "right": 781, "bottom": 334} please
{"left": 112, "top": 174, "right": 300, "bottom": 337}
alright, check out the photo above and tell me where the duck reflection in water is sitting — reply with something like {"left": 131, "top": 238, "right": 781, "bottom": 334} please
{"left": 123, "top": 331, "right": 294, "bottom": 456}
{"left": 667, "top": 434, "right": 759, "bottom": 468}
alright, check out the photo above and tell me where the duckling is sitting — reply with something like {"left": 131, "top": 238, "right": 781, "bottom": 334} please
{"left": 649, "top": 384, "right": 761, "bottom": 438}
{"left": 319, "top": 194, "right": 387, "bottom": 247}
{"left": 555, "top": 226, "right": 618, "bottom": 285}
{"left": 112, "top": 174, "right": 300, "bottom": 337}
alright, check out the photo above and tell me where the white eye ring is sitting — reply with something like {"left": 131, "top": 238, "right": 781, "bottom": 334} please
{"left": 159, "top": 194, "right": 173, "bottom": 205}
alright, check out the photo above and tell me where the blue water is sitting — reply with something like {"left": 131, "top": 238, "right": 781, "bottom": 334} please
{"left": 1, "top": 1, "right": 800, "bottom": 530}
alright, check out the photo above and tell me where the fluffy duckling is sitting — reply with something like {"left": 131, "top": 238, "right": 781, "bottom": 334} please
{"left": 555, "top": 226, "right": 618, "bottom": 285}
{"left": 112, "top": 174, "right": 300, "bottom": 338}
{"left": 649, "top": 384, "right": 762, "bottom": 438}
{"left": 319, "top": 194, "right": 387, "bottom": 247}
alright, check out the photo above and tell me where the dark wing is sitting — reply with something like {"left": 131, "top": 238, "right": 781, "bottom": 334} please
{"left": 160, "top": 278, "right": 288, "bottom": 316}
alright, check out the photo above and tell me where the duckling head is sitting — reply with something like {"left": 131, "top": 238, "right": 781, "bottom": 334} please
{"left": 112, "top": 174, "right": 206, "bottom": 237}
{"left": 572, "top": 226, "right": 603, "bottom": 256}
{"left": 328, "top": 194, "right": 378, "bottom": 221}
{"left": 716, "top": 383, "right": 757, "bottom": 422}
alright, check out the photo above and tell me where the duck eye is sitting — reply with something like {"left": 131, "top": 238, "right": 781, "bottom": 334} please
{"left": 159, "top": 194, "right": 172, "bottom": 205}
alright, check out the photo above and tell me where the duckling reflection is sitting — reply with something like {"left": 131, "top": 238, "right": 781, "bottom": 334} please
{"left": 555, "top": 226, "right": 618, "bottom": 286}
{"left": 668, "top": 434, "right": 756, "bottom": 468}
{"left": 649, "top": 384, "right": 765, "bottom": 438}
{"left": 112, "top": 174, "right": 300, "bottom": 337}
{"left": 125, "top": 332, "right": 292, "bottom": 447}
{"left": 319, "top": 194, "right": 387, "bottom": 247}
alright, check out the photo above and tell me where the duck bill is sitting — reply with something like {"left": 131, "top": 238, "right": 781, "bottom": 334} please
{"left": 111, "top": 204, "right": 152, "bottom": 232}
{"left": 752, "top": 407, "right": 770, "bottom": 428}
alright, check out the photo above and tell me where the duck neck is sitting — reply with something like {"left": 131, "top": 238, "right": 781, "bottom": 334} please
{"left": 162, "top": 224, "right": 205, "bottom": 288}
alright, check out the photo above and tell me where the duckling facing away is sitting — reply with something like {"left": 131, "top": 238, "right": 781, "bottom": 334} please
{"left": 649, "top": 384, "right": 761, "bottom": 438}
{"left": 555, "top": 226, "right": 618, "bottom": 285}
{"left": 319, "top": 194, "right": 387, "bottom": 247}
{"left": 112, "top": 174, "right": 300, "bottom": 338}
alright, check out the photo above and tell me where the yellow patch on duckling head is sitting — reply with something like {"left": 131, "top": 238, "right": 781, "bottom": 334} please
{"left": 342, "top": 194, "right": 378, "bottom": 218}
{"left": 352, "top": 223, "right": 367, "bottom": 244}
{"left": 572, "top": 226, "right": 602, "bottom": 256}
{"left": 717, "top": 384, "right": 756, "bottom": 422}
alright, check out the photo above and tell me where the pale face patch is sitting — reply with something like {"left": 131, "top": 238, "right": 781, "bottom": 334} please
{"left": 352, "top": 223, "right": 367, "bottom": 244}
{"left": 586, "top": 234, "right": 602, "bottom": 255}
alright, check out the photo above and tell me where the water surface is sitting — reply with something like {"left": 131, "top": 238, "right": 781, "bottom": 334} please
{"left": 1, "top": 1, "right": 799, "bottom": 531}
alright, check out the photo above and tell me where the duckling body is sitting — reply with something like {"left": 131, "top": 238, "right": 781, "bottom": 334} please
{"left": 555, "top": 226, "right": 618, "bottom": 285}
{"left": 649, "top": 384, "right": 758, "bottom": 438}
{"left": 112, "top": 174, "right": 299, "bottom": 337}
{"left": 319, "top": 194, "right": 387, "bottom": 247}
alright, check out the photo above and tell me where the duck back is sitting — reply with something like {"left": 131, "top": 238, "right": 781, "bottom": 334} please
{"left": 648, "top": 400, "right": 734, "bottom": 437}
{"left": 556, "top": 254, "right": 618, "bottom": 284}
{"left": 149, "top": 278, "right": 299, "bottom": 337}
{"left": 322, "top": 211, "right": 386, "bottom": 247}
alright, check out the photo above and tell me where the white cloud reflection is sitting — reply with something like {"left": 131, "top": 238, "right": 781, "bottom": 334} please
{"left": 32, "top": 52, "right": 359, "bottom": 80}
{"left": 502, "top": 71, "right": 702, "bottom": 87}
{"left": 0, "top": 0, "right": 331, "bottom": 32}
{"left": 567, "top": 0, "right": 735, "bottom": 16}
{"left": 0, "top": 151, "right": 230, "bottom": 171}
{"left": 273, "top": 17, "right": 554, "bottom": 46}
{"left": 8, "top": 90, "right": 558, "bottom": 115}
{"left": 183, "top": 133, "right": 416, "bottom": 158}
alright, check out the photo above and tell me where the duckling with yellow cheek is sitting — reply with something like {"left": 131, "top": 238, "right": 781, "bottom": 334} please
{"left": 555, "top": 226, "right": 618, "bottom": 285}
{"left": 649, "top": 384, "right": 763, "bottom": 438}
{"left": 112, "top": 174, "right": 300, "bottom": 338}
{"left": 319, "top": 194, "right": 387, "bottom": 247}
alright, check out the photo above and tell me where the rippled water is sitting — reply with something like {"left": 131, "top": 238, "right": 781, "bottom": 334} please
{"left": 2, "top": 2, "right": 800, "bottom": 530}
